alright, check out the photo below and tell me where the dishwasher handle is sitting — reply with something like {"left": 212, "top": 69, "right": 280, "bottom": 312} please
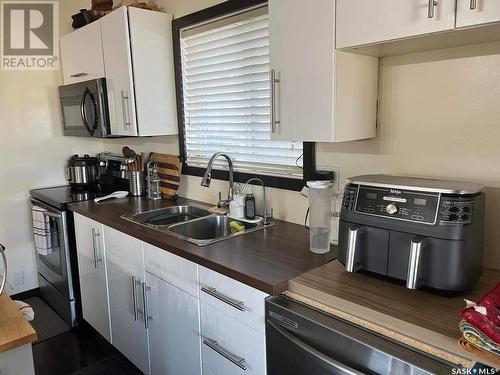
{"left": 267, "top": 320, "right": 363, "bottom": 375}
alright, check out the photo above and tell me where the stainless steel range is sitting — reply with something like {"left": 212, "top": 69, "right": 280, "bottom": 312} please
{"left": 29, "top": 186, "right": 106, "bottom": 326}
{"left": 29, "top": 152, "right": 131, "bottom": 326}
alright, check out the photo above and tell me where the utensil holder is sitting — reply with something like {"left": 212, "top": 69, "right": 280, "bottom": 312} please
{"left": 129, "top": 171, "right": 146, "bottom": 197}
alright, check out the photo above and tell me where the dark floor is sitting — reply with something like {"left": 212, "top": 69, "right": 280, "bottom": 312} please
{"left": 24, "top": 297, "right": 141, "bottom": 375}
{"left": 33, "top": 322, "right": 142, "bottom": 375}
{"left": 24, "top": 296, "right": 70, "bottom": 344}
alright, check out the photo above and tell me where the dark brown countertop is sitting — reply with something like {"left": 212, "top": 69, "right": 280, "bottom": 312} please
{"left": 286, "top": 260, "right": 500, "bottom": 368}
{"left": 69, "top": 196, "right": 335, "bottom": 295}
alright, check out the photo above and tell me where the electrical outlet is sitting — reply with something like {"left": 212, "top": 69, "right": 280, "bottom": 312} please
{"left": 14, "top": 271, "right": 24, "bottom": 287}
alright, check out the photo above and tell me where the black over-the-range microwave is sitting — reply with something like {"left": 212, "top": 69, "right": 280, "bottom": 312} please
{"left": 59, "top": 78, "right": 113, "bottom": 138}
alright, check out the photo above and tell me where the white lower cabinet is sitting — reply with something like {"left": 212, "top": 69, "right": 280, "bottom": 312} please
{"left": 202, "top": 363, "right": 219, "bottom": 375}
{"left": 146, "top": 271, "right": 202, "bottom": 375}
{"left": 107, "top": 251, "right": 150, "bottom": 374}
{"left": 74, "top": 214, "right": 111, "bottom": 342}
{"left": 0, "top": 344, "right": 35, "bottom": 375}
{"left": 199, "top": 266, "right": 268, "bottom": 334}
{"left": 105, "top": 227, "right": 150, "bottom": 374}
{"left": 200, "top": 301, "right": 266, "bottom": 375}
{"left": 74, "top": 216, "right": 268, "bottom": 375}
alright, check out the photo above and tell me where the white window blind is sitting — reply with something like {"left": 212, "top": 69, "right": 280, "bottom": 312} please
{"left": 180, "top": 7, "right": 303, "bottom": 178}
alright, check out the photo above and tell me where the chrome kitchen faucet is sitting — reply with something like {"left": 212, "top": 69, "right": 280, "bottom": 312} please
{"left": 201, "top": 152, "right": 235, "bottom": 208}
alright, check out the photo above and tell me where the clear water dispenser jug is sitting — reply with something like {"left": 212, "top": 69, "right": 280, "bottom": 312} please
{"left": 307, "top": 181, "right": 333, "bottom": 254}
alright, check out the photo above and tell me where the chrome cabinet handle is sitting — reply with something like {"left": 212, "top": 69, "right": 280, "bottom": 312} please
{"left": 70, "top": 72, "right": 88, "bottom": 78}
{"left": 0, "top": 244, "right": 7, "bottom": 295}
{"left": 428, "top": 0, "right": 438, "bottom": 18}
{"left": 91, "top": 228, "right": 98, "bottom": 268}
{"left": 345, "top": 226, "right": 363, "bottom": 273}
{"left": 91, "top": 228, "right": 102, "bottom": 268}
{"left": 120, "top": 90, "right": 131, "bottom": 130}
{"left": 142, "top": 282, "right": 152, "bottom": 330}
{"left": 201, "top": 286, "right": 245, "bottom": 312}
{"left": 131, "top": 276, "right": 141, "bottom": 321}
{"left": 267, "top": 321, "right": 363, "bottom": 375}
{"left": 270, "top": 69, "right": 280, "bottom": 134}
{"left": 406, "top": 236, "right": 429, "bottom": 290}
{"left": 470, "top": 0, "right": 477, "bottom": 9}
{"left": 203, "top": 337, "right": 247, "bottom": 371}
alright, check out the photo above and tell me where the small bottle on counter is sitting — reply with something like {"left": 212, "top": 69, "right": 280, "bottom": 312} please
{"left": 244, "top": 193, "right": 256, "bottom": 220}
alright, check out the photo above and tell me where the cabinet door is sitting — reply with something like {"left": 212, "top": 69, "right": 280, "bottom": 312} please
{"left": 199, "top": 266, "right": 268, "bottom": 334}
{"left": 146, "top": 272, "right": 202, "bottom": 375}
{"left": 269, "top": 0, "right": 335, "bottom": 142}
{"left": 0, "top": 344, "right": 35, "bottom": 375}
{"left": 143, "top": 242, "right": 198, "bottom": 297}
{"left": 100, "top": 7, "right": 138, "bottom": 136}
{"left": 456, "top": 0, "right": 500, "bottom": 28}
{"left": 105, "top": 228, "right": 149, "bottom": 374}
{"left": 74, "top": 214, "right": 111, "bottom": 342}
{"left": 60, "top": 21, "right": 105, "bottom": 84}
{"left": 336, "top": 0, "right": 456, "bottom": 49}
{"left": 200, "top": 301, "right": 266, "bottom": 375}
{"left": 128, "top": 7, "right": 178, "bottom": 136}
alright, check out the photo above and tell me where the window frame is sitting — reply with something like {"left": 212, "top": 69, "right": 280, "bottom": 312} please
{"left": 172, "top": 0, "right": 313, "bottom": 192}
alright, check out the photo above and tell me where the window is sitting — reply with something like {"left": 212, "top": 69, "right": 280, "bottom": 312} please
{"left": 174, "top": 1, "right": 307, "bottom": 191}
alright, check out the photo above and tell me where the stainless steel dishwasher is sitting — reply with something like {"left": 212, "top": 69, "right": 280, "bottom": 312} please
{"left": 266, "top": 295, "right": 458, "bottom": 375}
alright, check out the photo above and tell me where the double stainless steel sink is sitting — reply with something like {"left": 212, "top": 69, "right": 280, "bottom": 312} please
{"left": 122, "top": 204, "right": 272, "bottom": 246}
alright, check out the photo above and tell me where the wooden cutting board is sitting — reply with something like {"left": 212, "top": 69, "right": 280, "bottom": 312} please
{"left": 148, "top": 153, "right": 181, "bottom": 200}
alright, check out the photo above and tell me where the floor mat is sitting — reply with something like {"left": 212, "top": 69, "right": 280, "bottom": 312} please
{"left": 23, "top": 296, "right": 70, "bottom": 344}
{"left": 70, "top": 354, "right": 143, "bottom": 375}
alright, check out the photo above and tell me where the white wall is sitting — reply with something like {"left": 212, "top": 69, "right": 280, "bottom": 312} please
{"left": 0, "top": 0, "right": 101, "bottom": 294}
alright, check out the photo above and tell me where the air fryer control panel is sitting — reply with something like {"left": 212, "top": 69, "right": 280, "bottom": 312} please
{"left": 342, "top": 184, "right": 475, "bottom": 225}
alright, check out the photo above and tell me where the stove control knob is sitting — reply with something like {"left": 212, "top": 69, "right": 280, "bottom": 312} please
{"left": 386, "top": 203, "right": 398, "bottom": 215}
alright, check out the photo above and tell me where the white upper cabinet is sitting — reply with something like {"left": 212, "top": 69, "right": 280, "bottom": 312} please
{"left": 100, "top": 7, "right": 138, "bottom": 136}
{"left": 60, "top": 21, "right": 105, "bottom": 84}
{"left": 456, "top": 0, "right": 500, "bottom": 28}
{"left": 100, "top": 6, "right": 177, "bottom": 137}
{"left": 61, "top": 6, "right": 178, "bottom": 137}
{"left": 128, "top": 7, "right": 178, "bottom": 137}
{"left": 269, "top": 0, "right": 378, "bottom": 142}
{"left": 336, "top": 0, "right": 457, "bottom": 49}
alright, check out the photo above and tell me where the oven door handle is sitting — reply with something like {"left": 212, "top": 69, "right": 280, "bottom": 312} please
{"left": 267, "top": 320, "right": 364, "bottom": 375}
{"left": 42, "top": 211, "right": 61, "bottom": 219}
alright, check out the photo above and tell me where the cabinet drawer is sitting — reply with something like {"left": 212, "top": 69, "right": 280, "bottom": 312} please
{"left": 103, "top": 226, "right": 143, "bottom": 265}
{"left": 199, "top": 267, "right": 268, "bottom": 334}
{"left": 143, "top": 243, "right": 198, "bottom": 297}
{"left": 201, "top": 302, "right": 266, "bottom": 375}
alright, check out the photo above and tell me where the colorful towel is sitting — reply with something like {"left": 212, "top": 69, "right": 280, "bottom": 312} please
{"left": 460, "top": 320, "right": 500, "bottom": 356}
{"left": 460, "top": 282, "right": 500, "bottom": 345}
